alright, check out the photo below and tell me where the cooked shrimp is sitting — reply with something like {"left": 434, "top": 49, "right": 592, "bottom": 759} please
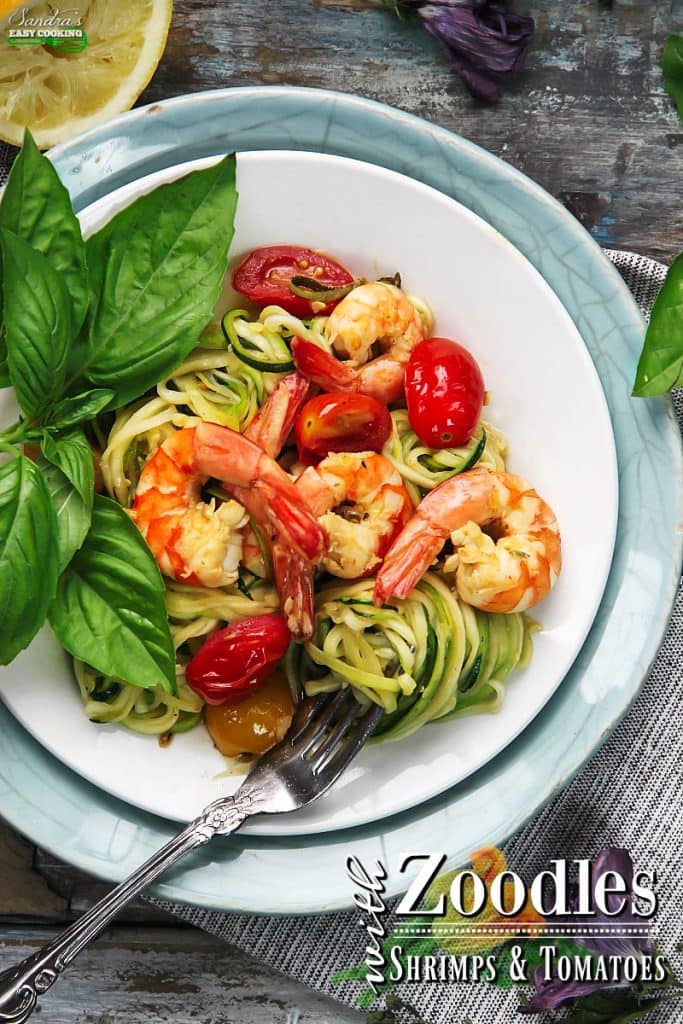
{"left": 272, "top": 452, "right": 413, "bottom": 640}
{"left": 374, "top": 468, "right": 561, "bottom": 613}
{"left": 236, "top": 372, "right": 311, "bottom": 579}
{"left": 131, "top": 428, "right": 248, "bottom": 588}
{"left": 295, "top": 451, "right": 414, "bottom": 579}
{"left": 291, "top": 282, "right": 425, "bottom": 403}
{"left": 193, "top": 421, "right": 326, "bottom": 564}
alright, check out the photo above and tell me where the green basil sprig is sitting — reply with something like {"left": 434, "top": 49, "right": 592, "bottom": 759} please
{"left": 0, "top": 129, "right": 239, "bottom": 685}
{"left": 0, "top": 455, "right": 59, "bottom": 663}
{"left": 0, "top": 229, "right": 73, "bottom": 420}
{"left": 663, "top": 34, "right": 683, "bottom": 122}
{"left": 632, "top": 253, "right": 683, "bottom": 396}
{"left": 81, "top": 154, "right": 238, "bottom": 407}
{"left": 48, "top": 497, "right": 177, "bottom": 693}
{"left": 36, "top": 455, "right": 91, "bottom": 575}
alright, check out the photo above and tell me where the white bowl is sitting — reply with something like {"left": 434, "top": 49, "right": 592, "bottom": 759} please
{"left": 0, "top": 151, "right": 618, "bottom": 835}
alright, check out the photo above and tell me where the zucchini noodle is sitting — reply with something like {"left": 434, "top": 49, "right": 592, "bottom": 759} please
{"left": 383, "top": 410, "right": 507, "bottom": 502}
{"left": 286, "top": 574, "right": 535, "bottom": 744}
{"left": 76, "top": 578, "right": 279, "bottom": 736}
{"left": 100, "top": 346, "right": 278, "bottom": 506}
{"left": 222, "top": 305, "right": 331, "bottom": 370}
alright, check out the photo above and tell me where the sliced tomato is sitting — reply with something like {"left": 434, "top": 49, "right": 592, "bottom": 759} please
{"left": 405, "top": 337, "right": 485, "bottom": 448}
{"left": 232, "top": 245, "right": 355, "bottom": 318}
{"left": 186, "top": 614, "right": 291, "bottom": 707}
{"left": 295, "top": 393, "right": 392, "bottom": 465}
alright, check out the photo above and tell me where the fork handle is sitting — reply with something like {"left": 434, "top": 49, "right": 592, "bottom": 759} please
{"left": 0, "top": 794, "right": 255, "bottom": 1023}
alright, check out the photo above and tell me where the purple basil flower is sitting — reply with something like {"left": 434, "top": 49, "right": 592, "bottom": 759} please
{"left": 416, "top": 1, "right": 534, "bottom": 102}
{"left": 520, "top": 848, "right": 655, "bottom": 1014}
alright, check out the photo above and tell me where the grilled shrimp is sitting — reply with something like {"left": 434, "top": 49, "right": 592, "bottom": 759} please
{"left": 374, "top": 468, "right": 561, "bottom": 613}
{"left": 292, "top": 282, "right": 426, "bottom": 404}
{"left": 295, "top": 451, "right": 413, "bottom": 579}
{"left": 193, "top": 421, "right": 326, "bottom": 565}
{"left": 131, "top": 428, "right": 248, "bottom": 588}
{"left": 275, "top": 452, "right": 413, "bottom": 640}
{"left": 236, "top": 372, "right": 311, "bottom": 578}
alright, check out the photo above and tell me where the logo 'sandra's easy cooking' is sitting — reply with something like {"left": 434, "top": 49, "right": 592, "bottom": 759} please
{"left": 6, "top": 5, "right": 87, "bottom": 51}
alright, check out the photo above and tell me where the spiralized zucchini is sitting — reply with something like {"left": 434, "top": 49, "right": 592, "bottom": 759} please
{"left": 383, "top": 410, "right": 507, "bottom": 502}
{"left": 99, "top": 346, "right": 277, "bottom": 506}
{"left": 75, "top": 579, "right": 279, "bottom": 736}
{"left": 222, "top": 305, "right": 331, "bottom": 371}
{"left": 286, "top": 573, "right": 535, "bottom": 744}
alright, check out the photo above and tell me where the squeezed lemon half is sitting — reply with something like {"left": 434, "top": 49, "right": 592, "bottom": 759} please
{"left": 0, "top": 0, "right": 173, "bottom": 148}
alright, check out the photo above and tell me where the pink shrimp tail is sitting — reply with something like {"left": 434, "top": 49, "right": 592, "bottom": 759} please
{"left": 272, "top": 540, "right": 315, "bottom": 642}
{"left": 291, "top": 337, "right": 359, "bottom": 392}
{"left": 245, "top": 372, "right": 310, "bottom": 458}
{"left": 193, "top": 421, "right": 327, "bottom": 563}
{"left": 373, "top": 526, "right": 444, "bottom": 604}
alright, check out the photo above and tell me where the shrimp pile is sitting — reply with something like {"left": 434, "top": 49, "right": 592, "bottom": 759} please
{"left": 374, "top": 468, "right": 561, "bottom": 614}
{"left": 292, "top": 281, "right": 426, "bottom": 404}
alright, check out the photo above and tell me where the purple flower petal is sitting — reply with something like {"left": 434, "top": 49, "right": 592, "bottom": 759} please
{"left": 417, "top": 1, "right": 534, "bottom": 102}
{"left": 521, "top": 849, "right": 655, "bottom": 1013}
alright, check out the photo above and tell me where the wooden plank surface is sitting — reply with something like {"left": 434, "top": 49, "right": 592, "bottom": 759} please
{"left": 141, "top": 0, "right": 683, "bottom": 262}
{"left": 0, "top": 925, "right": 363, "bottom": 1023}
{"left": 1, "top": 1, "right": 680, "bottom": 1020}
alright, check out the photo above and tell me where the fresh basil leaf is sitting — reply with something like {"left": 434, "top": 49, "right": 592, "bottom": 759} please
{"left": 0, "top": 332, "right": 8, "bottom": 389}
{"left": 561, "top": 989, "right": 667, "bottom": 1024}
{"left": 0, "top": 229, "right": 72, "bottom": 419}
{"left": 44, "top": 388, "right": 114, "bottom": 430}
{"left": 36, "top": 454, "right": 90, "bottom": 573}
{"left": 82, "top": 154, "right": 238, "bottom": 408}
{"left": 48, "top": 495, "right": 176, "bottom": 692}
{"left": 632, "top": 253, "right": 683, "bottom": 396}
{"left": 0, "top": 454, "right": 59, "bottom": 663}
{"left": 0, "top": 128, "right": 88, "bottom": 334}
{"left": 40, "top": 428, "right": 94, "bottom": 505}
{"left": 663, "top": 34, "right": 683, "bottom": 121}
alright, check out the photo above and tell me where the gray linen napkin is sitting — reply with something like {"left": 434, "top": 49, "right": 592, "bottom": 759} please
{"left": 0, "top": 145, "right": 679, "bottom": 1020}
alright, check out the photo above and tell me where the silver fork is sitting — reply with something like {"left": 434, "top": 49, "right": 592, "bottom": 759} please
{"left": 0, "top": 690, "right": 382, "bottom": 1024}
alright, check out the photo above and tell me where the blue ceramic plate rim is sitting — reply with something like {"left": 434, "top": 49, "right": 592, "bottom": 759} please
{"left": 0, "top": 86, "right": 681, "bottom": 915}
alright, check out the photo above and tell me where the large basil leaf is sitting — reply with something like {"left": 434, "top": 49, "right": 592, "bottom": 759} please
{"left": 36, "top": 455, "right": 90, "bottom": 573}
{"left": 82, "top": 155, "right": 237, "bottom": 407}
{"left": 0, "top": 330, "right": 8, "bottom": 389}
{"left": 48, "top": 495, "right": 176, "bottom": 692}
{"left": 663, "top": 34, "right": 683, "bottom": 121}
{"left": 41, "top": 427, "right": 94, "bottom": 505}
{"left": 45, "top": 388, "right": 114, "bottom": 430}
{"left": 0, "top": 229, "right": 72, "bottom": 419}
{"left": 0, "top": 455, "right": 59, "bottom": 663}
{"left": 0, "top": 128, "right": 88, "bottom": 335}
{"left": 633, "top": 253, "right": 683, "bottom": 396}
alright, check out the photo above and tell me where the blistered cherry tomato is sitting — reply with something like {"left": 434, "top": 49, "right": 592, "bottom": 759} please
{"left": 186, "top": 614, "right": 291, "bottom": 706}
{"left": 205, "top": 670, "right": 295, "bottom": 757}
{"left": 295, "top": 393, "right": 392, "bottom": 465}
{"left": 405, "top": 337, "right": 485, "bottom": 449}
{"left": 232, "top": 245, "right": 354, "bottom": 318}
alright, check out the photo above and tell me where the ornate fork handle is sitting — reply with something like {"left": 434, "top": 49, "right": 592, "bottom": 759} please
{"left": 0, "top": 792, "right": 258, "bottom": 1024}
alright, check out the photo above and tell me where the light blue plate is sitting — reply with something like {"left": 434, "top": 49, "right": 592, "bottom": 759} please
{"left": 1, "top": 88, "right": 681, "bottom": 914}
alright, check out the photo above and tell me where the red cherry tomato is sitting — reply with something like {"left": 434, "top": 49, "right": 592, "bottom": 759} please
{"left": 186, "top": 614, "right": 291, "bottom": 707}
{"left": 295, "top": 393, "right": 392, "bottom": 465}
{"left": 232, "top": 245, "right": 354, "bottom": 318}
{"left": 405, "top": 337, "right": 485, "bottom": 449}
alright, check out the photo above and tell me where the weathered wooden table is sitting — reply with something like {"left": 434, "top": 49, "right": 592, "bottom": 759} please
{"left": 1, "top": 1, "right": 681, "bottom": 1019}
